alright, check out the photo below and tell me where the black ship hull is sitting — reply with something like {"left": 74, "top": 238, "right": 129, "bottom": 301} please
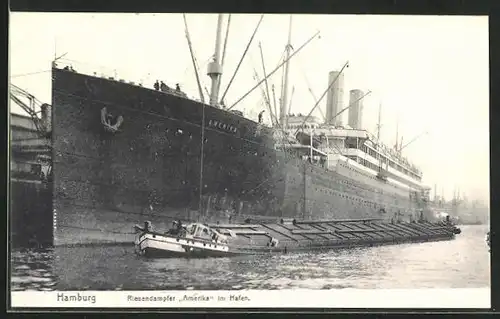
{"left": 10, "top": 179, "right": 53, "bottom": 248}
{"left": 52, "top": 68, "right": 424, "bottom": 245}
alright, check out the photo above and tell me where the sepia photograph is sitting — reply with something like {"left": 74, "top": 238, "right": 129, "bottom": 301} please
{"left": 9, "top": 12, "right": 490, "bottom": 308}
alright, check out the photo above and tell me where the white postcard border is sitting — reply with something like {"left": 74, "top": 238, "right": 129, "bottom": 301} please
{"left": 11, "top": 288, "right": 490, "bottom": 308}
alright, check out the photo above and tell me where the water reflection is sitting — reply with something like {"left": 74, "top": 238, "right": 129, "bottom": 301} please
{"left": 11, "top": 225, "right": 490, "bottom": 291}
{"left": 11, "top": 248, "right": 58, "bottom": 291}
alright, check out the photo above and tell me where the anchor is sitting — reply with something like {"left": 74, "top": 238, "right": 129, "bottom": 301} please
{"left": 101, "top": 107, "right": 124, "bottom": 133}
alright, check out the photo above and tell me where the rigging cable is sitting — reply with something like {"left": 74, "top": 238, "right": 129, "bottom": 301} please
{"left": 219, "top": 15, "right": 264, "bottom": 105}
{"left": 10, "top": 70, "right": 52, "bottom": 78}
{"left": 227, "top": 30, "right": 320, "bottom": 111}
{"left": 296, "top": 56, "right": 326, "bottom": 122}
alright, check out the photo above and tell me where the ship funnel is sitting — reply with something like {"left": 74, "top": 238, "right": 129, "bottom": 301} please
{"left": 347, "top": 89, "right": 364, "bottom": 129}
{"left": 325, "top": 71, "right": 345, "bottom": 126}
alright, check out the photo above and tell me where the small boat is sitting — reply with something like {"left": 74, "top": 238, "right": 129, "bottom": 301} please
{"left": 133, "top": 221, "right": 251, "bottom": 258}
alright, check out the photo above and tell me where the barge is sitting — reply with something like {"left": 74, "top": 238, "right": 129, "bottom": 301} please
{"left": 134, "top": 217, "right": 461, "bottom": 258}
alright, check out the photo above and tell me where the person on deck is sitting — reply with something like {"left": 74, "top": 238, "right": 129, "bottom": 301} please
{"left": 154, "top": 80, "right": 160, "bottom": 91}
{"left": 160, "top": 81, "right": 167, "bottom": 92}
{"left": 169, "top": 220, "right": 183, "bottom": 235}
{"left": 171, "top": 220, "right": 179, "bottom": 230}
{"left": 258, "top": 110, "right": 265, "bottom": 124}
{"left": 176, "top": 83, "right": 181, "bottom": 92}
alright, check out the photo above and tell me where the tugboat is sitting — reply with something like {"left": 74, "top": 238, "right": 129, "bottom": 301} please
{"left": 441, "top": 215, "right": 462, "bottom": 235}
{"left": 133, "top": 221, "right": 248, "bottom": 258}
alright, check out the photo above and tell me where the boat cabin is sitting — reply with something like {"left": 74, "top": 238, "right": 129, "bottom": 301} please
{"left": 185, "top": 223, "right": 228, "bottom": 244}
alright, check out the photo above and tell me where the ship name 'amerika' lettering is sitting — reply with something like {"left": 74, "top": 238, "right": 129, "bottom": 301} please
{"left": 208, "top": 119, "right": 238, "bottom": 134}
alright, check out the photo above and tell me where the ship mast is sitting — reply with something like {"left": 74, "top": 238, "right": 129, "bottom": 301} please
{"left": 227, "top": 30, "right": 320, "bottom": 111}
{"left": 199, "top": 14, "right": 225, "bottom": 219}
{"left": 286, "top": 86, "right": 295, "bottom": 127}
{"left": 219, "top": 15, "right": 264, "bottom": 106}
{"left": 207, "top": 14, "right": 225, "bottom": 107}
{"left": 434, "top": 184, "right": 437, "bottom": 203}
{"left": 376, "top": 102, "right": 382, "bottom": 142}
{"left": 253, "top": 67, "right": 277, "bottom": 124}
{"left": 216, "top": 14, "right": 231, "bottom": 103}
{"left": 280, "top": 15, "right": 293, "bottom": 127}
{"left": 183, "top": 14, "right": 205, "bottom": 103}
{"left": 376, "top": 102, "right": 383, "bottom": 170}
{"left": 394, "top": 116, "right": 399, "bottom": 152}
{"left": 375, "top": 102, "right": 387, "bottom": 181}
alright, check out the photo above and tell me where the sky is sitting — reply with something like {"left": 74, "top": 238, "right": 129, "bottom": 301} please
{"left": 9, "top": 13, "right": 489, "bottom": 204}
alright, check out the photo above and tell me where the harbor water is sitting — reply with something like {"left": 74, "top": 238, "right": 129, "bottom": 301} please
{"left": 11, "top": 225, "right": 490, "bottom": 291}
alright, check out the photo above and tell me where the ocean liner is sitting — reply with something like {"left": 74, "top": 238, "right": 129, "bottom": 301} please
{"left": 50, "top": 14, "right": 431, "bottom": 246}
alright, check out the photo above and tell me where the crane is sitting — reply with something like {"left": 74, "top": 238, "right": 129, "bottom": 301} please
{"left": 10, "top": 83, "right": 52, "bottom": 183}
{"left": 10, "top": 83, "right": 50, "bottom": 137}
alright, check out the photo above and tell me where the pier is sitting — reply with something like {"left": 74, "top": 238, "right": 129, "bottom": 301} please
{"left": 10, "top": 112, "right": 53, "bottom": 248}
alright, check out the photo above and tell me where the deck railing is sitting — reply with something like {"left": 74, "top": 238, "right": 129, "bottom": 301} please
{"left": 53, "top": 58, "right": 203, "bottom": 103}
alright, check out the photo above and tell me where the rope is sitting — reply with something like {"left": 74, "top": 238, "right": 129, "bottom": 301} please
{"left": 295, "top": 56, "right": 326, "bottom": 121}
{"left": 10, "top": 70, "right": 52, "bottom": 78}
